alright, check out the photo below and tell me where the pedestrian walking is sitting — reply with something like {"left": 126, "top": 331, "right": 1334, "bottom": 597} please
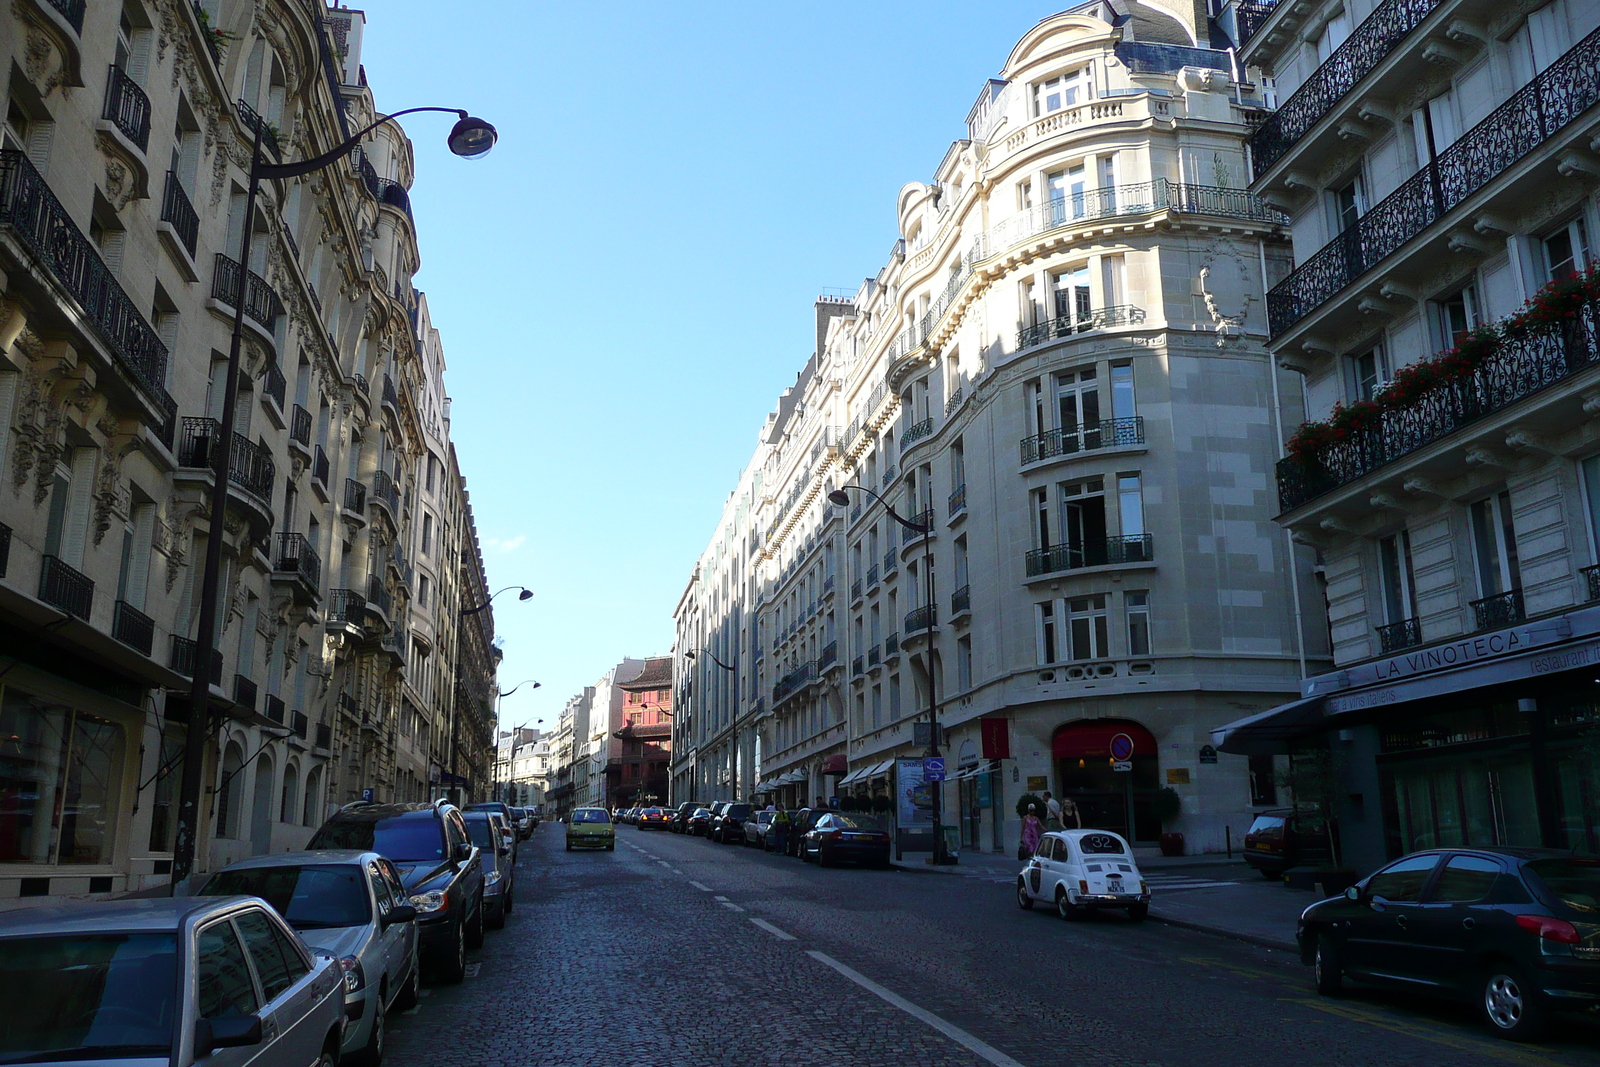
{"left": 1060, "top": 794, "right": 1081, "bottom": 829}
{"left": 771, "top": 807, "right": 791, "bottom": 854}
{"left": 1043, "top": 792, "right": 1063, "bottom": 831}
{"left": 1020, "top": 806, "right": 1043, "bottom": 860}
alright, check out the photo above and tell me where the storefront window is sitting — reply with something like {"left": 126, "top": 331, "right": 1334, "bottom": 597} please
{"left": 0, "top": 686, "right": 126, "bottom": 866}
{"left": 147, "top": 732, "right": 184, "bottom": 853}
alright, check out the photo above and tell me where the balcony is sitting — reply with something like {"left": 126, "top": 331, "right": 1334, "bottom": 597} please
{"left": 374, "top": 178, "right": 413, "bottom": 221}
{"left": 261, "top": 361, "right": 286, "bottom": 412}
{"left": 1230, "top": 0, "right": 1279, "bottom": 46}
{"left": 866, "top": 564, "right": 879, "bottom": 591}
{"left": 948, "top": 483, "right": 966, "bottom": 516}
{"left": 1026, "top": 534, "right": 1154, "bottom": 577}
{"left": 0, "top": 521, "right": 10, "bottom": 578}
{"left": 169, "top": 635, "right": 222, "bottom": 684}
{"left": 818, "top": 641, "right": 838, "bottom": 671}
{"left": 1249, "top": 0, "right": 1448, "bottom": 179}
{"left": 0, "top": 150, "right": 170, "bottom": 406}
{"left": 945, "top": 386, "right": 964, "bottom": 416}
{"left": 233, "top": 674, "right": 257, "bottom": 713}
{"left": 1585, "top": 565, "right": 1600, "bottom": 603}
{"left": 905, "top": 604, "right": 937, "bottom": 633}
{"left": 1276, "top": 299, "right": 1600, "bottom": 513}
{"left": 852, "top": 656, "right": 864, "bottom": 677}
{"left": 1471, "top": 590, "right": 1525, "bottom": 632}
{"left": 881, "top": 465, "right": 897, "bottom": 490}
{"left": 295, "top": 711, "right": 311, "bottom": 740}
{"left": 290, "top": 404, "right": 312, "bottom": 447}
{"left": 1021, "top": 416, "right": 1145, "bottom": 465}
{"left": 1376, "top": 617, "right": 1422, "bottom": 654}
{"left": 903, "top": 510, "right": 935, "bottom": 546}
{"left": 351, "top": 374, "right": 369, "bottom": 399}
{"left": 773, "top": 661, "right": 815, "bottom": 703}
{"left": 264, "top": 694, "right": 285, "bottom": 725}
{"left": 851, "top": 579, "right": 863, "bottom": 603}
{"left": 273, "top": 532, "right": 321, "bottom": 592}
{"left": 42, "top": 0, "right": 85, "bottom": 32}
{"left": 235, "top": 99, "right": 281, "bottom": 158}
{"left": 901, "top": 417, "right": 934, "bottom": 450}
{"left": 868, "top": 644, "right": 881, "bottom": 668}
{"left": 883, "top": 548, "right": 897, "bottom": 578}
{"left": 177, "top": 417, "right": 275, "bottom": 499}
{"left": 211, "top": 253, "right": 283, "bottom": 334}
{"left": 159, "top": 171, "right": 198, "bottom": 258}
{"left": 371, "top": 469, "right": 399, "bottom": 517}
{"left": 366, "top": 573, "right": 392, "bottom": 620}
{"left": 1018, "top": 305, "right": 1147, "bottom": 350}
{"left": 101, "top": 65, "right": 151, "bottom": 152}
{"left": 884, "top": 632, "right": 900, "bottom": 658}
{"left": 111, "top": 600, "right": 153, "bottom": 656}
{"left": 343, "top": 478, "right": 367, "bottom": 515}
{"left": 313, "top": 445, "right": 330, "bottom": 490}
{"left": 39, "top": 555, "right": 92, "bottom": 620}
{"left": 381, "top": 373, "right": 398, "bottom": 412}
{"left": 327, "top": 589, "right": 367, "bottom": 631}
{"left": 951, "top": 585, "right": 971, "bottom": 616}
{"left": 1267, "top": 25, "right": 1600, "bottom": 339}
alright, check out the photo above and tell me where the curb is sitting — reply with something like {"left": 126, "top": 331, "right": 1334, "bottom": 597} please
{"left": 1147, "top": 911, "right": 1299, "bottom": 954}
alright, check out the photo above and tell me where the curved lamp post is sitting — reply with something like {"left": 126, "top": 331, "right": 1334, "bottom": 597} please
{"left": 462, "top": 585, "right": 533, "bottom": 616}
{"left": 684, "top": 648, "right": 735, "bottom": 672}
{"left": 828, "top": 485, "right": 949, "bottom": 864}
{"left": 170, "top": 106, "right": 499, "bottom": 889}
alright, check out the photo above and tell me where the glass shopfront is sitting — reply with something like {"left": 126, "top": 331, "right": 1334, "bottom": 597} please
{"left": 0, "top": 683, "right": 128, "bottom": 866}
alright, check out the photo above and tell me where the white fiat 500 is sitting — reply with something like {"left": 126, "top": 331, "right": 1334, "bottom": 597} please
{"left": 1017, "top": 829, "right": 1151, "bottom": 921}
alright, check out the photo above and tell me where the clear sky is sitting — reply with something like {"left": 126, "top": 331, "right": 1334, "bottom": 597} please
{"left": 360, "top": 1, "right": 1065, "bottom": 731}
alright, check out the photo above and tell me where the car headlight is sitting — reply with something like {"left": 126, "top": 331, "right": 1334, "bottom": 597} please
{"left": 485, "top": 869, "right": 502, "bottom": 886}
{"left": 337, "top": 955, "right": 366, "bottom": 995}
{"left": 408, "top": 890, "right": 448, "bottom": 915}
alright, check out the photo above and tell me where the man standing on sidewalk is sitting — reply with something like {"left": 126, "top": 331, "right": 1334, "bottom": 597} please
{"left": 771, "top": 808, "right": 791, "bottom": 854}
{"left": 1044, "top": 792, "right": 1063, "bottom": 831}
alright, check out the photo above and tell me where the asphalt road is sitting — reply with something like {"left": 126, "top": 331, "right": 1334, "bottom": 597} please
{"left": 385, "top": 824, "right": 1600, "bottom": 1067}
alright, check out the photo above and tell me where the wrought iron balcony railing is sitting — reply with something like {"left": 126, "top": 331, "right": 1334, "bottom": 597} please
{"left": 881, "top": 464, "right": 897, "bottom": 489}
{"left": 374, "top": 178, "right": 413, "bottom": 220}
{"left": 1276, "top": 301, "right": 1600, "bottom": 512}
{"left": 0, "top": 521, "right": 10, "bottom": 578}
{"left": 343, "top": 478, "right": 366, "bottom": 513}
{"left": 327, "top": 588, "right": 367, "bottom": 628}
{"left": 904, "top": 510, "right": 935, "bottom": 544}
{"left": 1249, "top": 0, "right": 1447, "bottom": 179}
{"left": 1021, "top": 416, "right": 1145, "bottom": 465}
{"left": 905, "top": 604, "right": 937, "bottom": 633}
{"left": 1471, "top": 590, "right": 1524, "bottom": 632}
{"left": 883, "top": 549, "right": 898, "bottom": 577}
{"left": 773, "top": 661, "right": 815, "bottom": 702}
{"left": 351, "top": 373, "right": 369, "bottom": 397}
{"left": 236, "top": 99, "right": 281, "bottom": 158}
{"left": 1026, "top": 533, "right": 1154, "bottom": 576}
{"left": 314, "top": 720, "right": 330, "bottom": 748}
{"left": 818, "top": 641, "right": 838, "bottom": 670}
{"left": 901, "top": 417, "right": 935, "bottom": 449}
{"left": 178, "top": 417, "right": 274, "bottom": 499}
{"left": 1231, "top": 0, "right": 1279, "bottom": 46}
{"left": 1376, "top": 617, "right": 1422, "bottom": 654}
{"left": 312, "top": 445, "right": 330, "bottom": 488}
{"left": 868, "top": 644, "right": 881, "bottom": 667}
{"left": 46, "top": 0, "right": 85, "bottom": 32}
{"left": 852, "top": 656, "right": 864, "bottom": 677}
{"left": 264, "top": 694, "right": 285, "bottom": 725}
{"left": 371, "top": 469, "right": 399, "bottom": 515}
{"left": 366, "top": 573, "right": 392, "bottom": 618}
{"left": 274, "top": 532, "right": 321, "bottom": 590}
{"left": 169, "top": 635, "right": 222, "bottom": 684}
{"left": 948, "top": 483, "right": 966, "bottom": 515}
{"left": 102, "top": 65, "right": 152, "bottom": 152}
{"left": 233, "top": 674, "right": 257, "bottom": 712}
{"left": 211, "top": 253, "right": 283, "bottom": 333}
{"left": 112, "top": 600, "right": 153, "bottom": 656}
{"left": 884, "top": 632, "right": 900, "bottom": 657}
{"left": 1585, "top": 564, "right": 1600, "bottom": 603}
{"left": 866, "top": 564, "right": 879, "bottom": 590}
{"left": 0, "top": 150, "right": 169, "bottom": 403}
{"left": 39, "top": 554, "right": 93, "bottom": 620}
{"left": 261, "top": 361, "right": 286, "bottom": 411}
{"left": 945, "top": 386, "right": 964, "bottom": 415}
{"left": 952, "top": 585, "right": 971, "bottom": 615}
{"left": 1018, "top": 305, "right": 1147, "bottom": 350}
{"left": 160, "top": 171, "right": 198, "bottom": 257}
{"left": 290, "top": 404, "right": 312, "bottom": 446}
{"left": 851, "top": 579, "right": 862, "bottom": 602}
{"left": 382, "top": 373, "right": 398, "bottom": 411}
{"left": 1268, "top": 25, "right": 1600, "bottom": 338}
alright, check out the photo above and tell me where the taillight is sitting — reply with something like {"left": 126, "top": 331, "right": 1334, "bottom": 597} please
{"left": 1078, "top": 880, "right": 1089, "bottom": 894}
{"left": 1516, "top": 914, "right": 1581, "bottom": 944}
{"left": 825, "top": 830, "right": 843, "bottom": 841}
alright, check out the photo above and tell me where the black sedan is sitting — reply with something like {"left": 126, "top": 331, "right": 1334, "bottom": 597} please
{"left": 712, "top": 803, "right": 753, "bottom": 844}
{"left": 685, "top": 808, "right": 714, "bottom": 836}
{"left": 800, "top": 812, "right": 892, "bottom": 868}
{"left": 1297, "top": 848, "right": 1600, "bottom": 1040}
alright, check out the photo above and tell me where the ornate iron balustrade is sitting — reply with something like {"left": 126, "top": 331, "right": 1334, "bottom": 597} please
{"left": 880, "top": 464, "right": 897, "bottom": 489}
{"left": 851, "top": 579, "right": 862, "bottom": 601}
{"left": 866, "top": 564, "right": 879, "bottom": 590}
{"left": 905, "top": 604, "right": 937, "bottom": 632}
{"left": 818, "top": 641, "right": 838, "bottom": 670}
{"left": 1026, "top": 533, "right": 1154, "bottom": 576}
{"left": 381, "top": 373, "right": 398, "bottom": 410}
{"left": 1021, "top": 416, "right": 1145, "bottom": 465}
{"left": 945, "top": 387, "right": 964, "bottom": 415}
{"left": 312, "top": 445, "right": 330, "bottom": 487}
{"left": 823, "top": 573, "right": 835, "bottom": 592}
{"left": 351, "top": 373, "right": 369, "bottom": 397}
{"left": 0, "top": 521, "right": 10, "bottom": 578}
{"left": 353, "top": 149, "right": 382, "bottom": 200}
{"left": 1471, "top": 590, "right": 1524, "bottom": 631}
{"left": 1269, "top": 25, "right": 1600, "bottom": 337}
{"left": 1376, "top": 617, "right": 1422, "bottom": 654}
{"left": 1277, "top": 301, "right": 1600, "bottom": 512}
{"left": 1585, "top": 564, "right": 1600, "bottom": 602}
{"left": 952, "top": 585, "right": 971, "bottom": 615}
{"left": 371, "top": 469, "right": 399, "bottom": 515}
{"left": 883, "top": 548, "right": 898, "bottom": 576}
{"left": 236, "top": 99, "right": 281, "bottom": 158}
{"left": 338, "top": 692, "right": 359, "bottom": 719}
{"left": 290, "top": 404, "right": 312, "bottom": 445}
{"left": 112, "top": 600, "right": 154, "bottom": 656}
{"left": 102, "top": 65, "right": 152, "bottom": 151}
{"left": 773, "top": 661, "right": 815, "bottom": 702}
{"left": 366, "top": 573, "right": 392, "bottom": 618}
{"left": 233, "top": 674, "right": 258, "bottom": 712}
{"left": 374, "top": 178, "right": 413, "bottom": 220}
{"left": 160, "top": 171, "right": 198, "bottom": 256}
{"left": 868, "top": 644, "right": 881, "bottom": 667}
{"left": 264, "top": 694, "right": 285, "bottom": 725}
{"left": 169, "top": 635, "right": 222, "bottom": 683}
{"left": 1249, "top": 0, "right": 1447, "bottom": 178}
{"left": 1018, "top": 305, "right": 1146, "bottom": 350}
{"left": 885, "top": 632, "right": 900, "bottom": 656}
{"left": 948, "top": 483, "right": 967, "bottom": 515}
{"left": 39, "top": 555, "right": 93, "bottom": 620}
{"left": 343, "top": 478, "right": 366, "bottom": 513}
{"left": 1232, "top": 0, "right": 1279, "bottom": 46}
{"left": 46, "top": 0, "right": 86, "bottom": 32}
{"left": 211, "top": 253, "right": 283, "bottom": 332}
{"left": 852, "top": 656, "right": 864, "bottom": 677}
{"left": 274, "top": 532, "right": 321, "bottom": 590}
{"left": 901, "top": 417, "right": 935, "bottom": 449}
{"left": 261, "top": 361, "right": 286, "bottom": 410}
{"left": 0, "top": 150, "right": 169, "bottom": 403}
{"left": 327, "top": 588, "right": 367, "bottom": 628}
{"left": 177, "top": 417, "right": 275, "bottom": 499}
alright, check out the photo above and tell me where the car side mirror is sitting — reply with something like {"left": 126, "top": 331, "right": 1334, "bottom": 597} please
{"left": 197, "top": 1014, "right": 263, "bottom": 1052}
{"left": 386, "top": 904, "right": 417, "bottom": 925}
{"left": 499, "top": 847, "right": 511, "bottom": 857}
{"left": 1343, "top": 885, "right": 1362, "bottom": 902}
{"left": 453, "top": 842, "right": 473, "bottom": 862}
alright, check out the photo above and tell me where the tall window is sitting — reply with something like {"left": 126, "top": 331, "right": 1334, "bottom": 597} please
{"left": 957, "top": 636, "right": 972, "bottom": 691}
{"left": 1125, "top": 591, "right": 1150, "bottom": 655}
{"left": 1378, "top": 532, "right": 1419, "bottom": 625}
{"left": 1055, "top": 368, "right": 1099, "bottom": 447}
{"left": 1330, "top": 175, "right": 1364, "bottom": 235}
{"left": 1032, "top": 488, "right": 1051, "bottom": 549}
{"left": 421, "top": 512, "right": 434, "bottom": 556}
{"left": 1348, "top": 347, "right": 1387, "bottom": 402}
{"left": 1033, "top": 68, "right": 1091, "bottom": 115}
{"left": 1110, "top": 363, "right": 1135, "bottom": 422}
{"left": 889, "top": 674, "right": 901, "bottom": 719}
{"left": 1544, "top": 217, "right": 1591, "bottom": 281}
{"left": 1434, "top": 285, "right": 1479, "bottom": 348}
{"left": 1067, "top": 595, "right": 1109, "bottom": 660}
{"left": 1468, "top": 491, "right": 1521, "bottom": 598}
{"left": 1116, "top": 473, "right": 1144, "bottom": 539}
{"left": 1037, "top": 602, "right": 1058, "bottom": 665}
{"left": 1046, "top": 165, "right": 1088, "bottom": 221}
{"left": 1058, "top": 477, "right": 1107, "bottom": 566}
{"left": 1051, "top": 265, "right": 1092, "bottom": 327}
{"left": 871, "top": 685, "right": 882, "bottom": 729}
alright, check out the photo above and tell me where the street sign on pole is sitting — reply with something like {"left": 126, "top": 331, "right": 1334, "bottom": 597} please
{"left": 362, "top": 788, "right": 374, "bottom": 802}
{"left": 924, "top": 757, "right": 946, "bottom": 782}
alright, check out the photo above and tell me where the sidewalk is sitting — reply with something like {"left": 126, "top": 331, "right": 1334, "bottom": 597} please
{"left": 897, "top": 847, "right": 1314, "bottom": 953}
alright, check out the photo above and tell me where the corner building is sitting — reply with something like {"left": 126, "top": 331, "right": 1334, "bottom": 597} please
{"left": 675, "top": 3, "right": 1325, "bottom": 855}
{"left": 1214, "top": 0, "right": 1600, "bottom": 872}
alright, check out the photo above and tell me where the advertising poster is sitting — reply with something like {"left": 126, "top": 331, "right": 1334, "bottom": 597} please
{"left": 896, "top": 758, "right": 933, "bottom": 829}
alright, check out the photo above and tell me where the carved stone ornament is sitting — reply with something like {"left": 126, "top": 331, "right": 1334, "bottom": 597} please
{"left": 15, "top": 9, "right": 68, "bottom": 97}
{"left": 1198, "top": 239, "right": 1256, "bottom": 347}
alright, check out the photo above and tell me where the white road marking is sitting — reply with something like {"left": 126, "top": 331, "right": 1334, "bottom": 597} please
{"left": 749, "top": 918, "right": 796, "bottom": 941}
{"left": 690, "top": 881, "right": 712, "bottom": 891}
{"left": 670, "top": 868, "right": 684, "bottom": 874}
{"left": 658, "top": 861, "right": 672, "bottom": 867}
{"left": 720, "top": 901, "right": 746, "bottom": 912}
{"left": 805, "top": 951, "right": 1027, "bottom": 1067}
{"left": 713, "top": 895, "right": 729, "bottom": 901}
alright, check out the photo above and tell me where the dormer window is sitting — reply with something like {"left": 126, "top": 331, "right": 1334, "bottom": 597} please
{"left": 1034, "top": 68, "right": 1092, "bottom": 116}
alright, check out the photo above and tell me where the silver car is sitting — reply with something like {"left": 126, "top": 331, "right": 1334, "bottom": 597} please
{"left": 0, "top": 895, "right": 346, "bottom": 1066}
{"left": 198, "top": 850, "right": 420, "bottom": 1066}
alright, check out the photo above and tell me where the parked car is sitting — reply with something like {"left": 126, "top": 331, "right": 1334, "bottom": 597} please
{"left": 1016, "top": 829, "right": 1150, "bottom": 921}
{"left": 713, "top": 803, "right": 753, "bottom": 844}
{"left": 638, "top": 806, "right": 671, "bottom": 829}
{"left": 743, "top": 810, "right": 776, "bottom": 849}
{"left": 198, "top": 850, "right": 420, "bottom": 1064}
{"left": 0, "top": 896, "right": 349, "bottom": 1067}
{"left": 464, "top": 813, "right": 516, "bottom": 929}
{"left": 800, "top": 811, "right": 893, "bottom": 868}
{"left": 567, "top": 807, "right": 617, "bottom": 850}
{"left": 788, "top": 808, "right": 831, "bottom": 856}
{"left": 464, "top": 801, "right": 516, "bottom": 824}
{"left": 1297, "top": 849, "right": 1600, "bottom": 1040}
{"left": 671, "top": 802, "right": 701, "bottom": 832}
{"left": 307, "top": 800, "right": 486, "bottom": 984}
{"left": 686, "top": 808, "right": 714, "bottom": 836}
{"left": 1243, "top": 808, "right": 1336, "bottom": 878}
{"left": 510, "top": 807, "right": 534, "bottom": 840}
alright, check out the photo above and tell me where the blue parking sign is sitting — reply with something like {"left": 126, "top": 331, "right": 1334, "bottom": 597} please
{"left": 362, "top": 788, "right": 374, "bottom": 802}
{"left": 924, "top": 757, "right": 946, "bottom": 782}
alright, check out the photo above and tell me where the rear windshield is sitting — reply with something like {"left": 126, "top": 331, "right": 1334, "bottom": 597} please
{"left": 726, "top": 805, "right": 752, "bottom": 820}
{"left": 643, "top": 808, "right": 663, "bottom": 816}
{"left": 1249, "top": 815, "right": 1286, "bottom": 834}
{"left": 1078, "top": 833, "right": 1126, "bottom": 855}
{"left": 691, "top": 809, "right": 711, "bottom": 817}
{"left": 465, "top": 819, "right": 498, "bottom": 849}
{"left": 200, "top": 864, "right": 371, "bottom": 928}
{"left": 572, "top": 809, "right": 610, "bottom": 823}
{"left": 835, "top": 814, "right": 884, "bottom": 830}
{"left": 0, "top": 933, "right": 177, "bottom": 1060}
{"left": 309, "top": 816, "right": 443, "bottom": 861}
{"left": 1527, "top": 858, "right": 1600, "bottom": 915}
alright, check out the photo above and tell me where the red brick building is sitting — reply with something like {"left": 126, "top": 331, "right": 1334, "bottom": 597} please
{"left": 606, "top": 657, "right": 673, "bottom": 808}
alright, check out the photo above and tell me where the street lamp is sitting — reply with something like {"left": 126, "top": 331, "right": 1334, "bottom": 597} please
{"left": 828, "top": 484, "right": 950, "bottom": 864}
{"left": 684, "top": 648, "right": 735, "bottom": 672}
{"left": 169, "top": 105, "right": 499, "bottom": 890}
{"left": 462, "top": 586, "right": 533, "bottom": 616}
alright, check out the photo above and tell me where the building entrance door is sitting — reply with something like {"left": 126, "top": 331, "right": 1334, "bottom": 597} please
{"left": 1053, "top": 719, "right": 1160, "bottom": 842}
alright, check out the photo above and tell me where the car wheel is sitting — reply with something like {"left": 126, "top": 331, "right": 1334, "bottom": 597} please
{"left": 607, "top": 842, "right": 615, "bottom": 851}
{"left": 487, "top": 900, "right": 506, "bottom": 930}
{"left": 1127, "top": 902, "right": 1148, "bottom": 922}
{"left": 1483, "top": 962, "right": 1547, "bottom": 1041}
{"left": 352, "top": 990, "right": 386, "bottom": 1066}
{"left": 392, "top": 959, "right": 420, "bottom": 1012}
{"left": 817, "top": 846, "right": 833, "bottom": 868}
{"left": 435, "top": 919, "right": 466, "bottom": 984}
{"left": 316, "top": 1049, "right": 339, "bottom": 1067}
{"left": 1259, "top": 867, "right": 1279, "bottom": 881}
{"left": 565, "top": 841, "right": 573, "bottom": 852}
{"left": 503, "top": 889, "right": 514, "bottom": 915}
{"left": 1017, "top": 880, "right": 1035, "bottom": 910}
{"left": 1313, "top": 934, "right": 1343, "bottom": 996}
{"left": 464, "top": 896, "right": 485, "bottom": 950}
{"left": 1055, "top": 886, "right": 1081, "bottom": 921}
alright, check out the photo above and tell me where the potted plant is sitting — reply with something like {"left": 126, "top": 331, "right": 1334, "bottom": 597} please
{"left": 1156, "top": 786, "right": 1184, "bottom": 856}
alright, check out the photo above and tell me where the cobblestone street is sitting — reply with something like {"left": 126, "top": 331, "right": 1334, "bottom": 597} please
{"left": 385, "top": 826, "right": 1600, "bottom": 1067}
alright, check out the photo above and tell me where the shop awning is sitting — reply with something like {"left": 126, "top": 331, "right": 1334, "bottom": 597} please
{"left": 839, "top": 767, "right": 865, "bottom": 786}
{"left": 1212, "top": 694, "right": 1327, "bottom": 756}
{"left": 820, "top": 753, "right": 848, "bottom": 774}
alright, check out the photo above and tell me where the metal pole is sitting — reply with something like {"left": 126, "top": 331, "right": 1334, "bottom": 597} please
{"left": 170, "top": 123, "right": 264, "bottom": 889}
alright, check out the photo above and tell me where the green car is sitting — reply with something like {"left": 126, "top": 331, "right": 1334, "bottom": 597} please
{"left": 566, "top": 807, "right": 616, "bottom": 851}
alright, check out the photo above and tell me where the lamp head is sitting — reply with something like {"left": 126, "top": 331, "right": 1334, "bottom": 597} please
{"left": 517, "top": 588, "right": 533, "bottom": 601}
{"left": 684, "top": 651, "right": 696, "bottom": 660}
{"left": 827, "top": 489, "right": 851, "bottom": 506}
{"left": 447, "top": 115, "right": 498, "bottom": 158}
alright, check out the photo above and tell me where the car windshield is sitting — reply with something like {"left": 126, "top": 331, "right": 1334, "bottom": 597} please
{"left": 309, "top": 816, "right": 443, "bottom": 861}
{"left": 572, "top": 809, "right": 610, "bottom": 823}
{"left": 834, "top": 814, "right": 884, "bottom": 830}
{"left": 0, "top": 933, "right": 177, "bottom": 1062}
{"left": 1078, "top": 833, "right": 1126, "bottom": 855}
{"left": 199, "top": 864, "right": 371, "bottom": 929}
{"left": 1527, "top": 858, "right": 1600, "bottom": 915}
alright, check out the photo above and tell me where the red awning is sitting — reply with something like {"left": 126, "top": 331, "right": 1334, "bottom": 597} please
{"left": 820, "top": 754, "right": 848, "bottom": 774}
{"left": 1052, "top": 720, "right": 1157, "bottom": 760}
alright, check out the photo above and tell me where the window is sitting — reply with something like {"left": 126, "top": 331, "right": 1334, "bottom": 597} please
{"left": 1038, "top": 602, "right": 1058, "bottom": 664}
{"left": 1315, "top": 7, "right": 1352, "bottom": 61}
{"left": 1469, "top": 490, "right": 1521, "bottom": 598}
{"left": 0, "top": 687, "right": 126, "bottom": 865}
{"left": 1047, "top": 165, "right": 1088, "bottom": 221}
{"left": 196, "top": 922, "right": 257, "bottom": 1020}
{"left": 1067, "top": 595, "right": 1109, "bottom": 660}
{"left": 1348, "top": 347, "right": 1387, "bottom": 402}
{"left": 1247, "top": 754, "right": 1277, "bottom": 806}
{"left": 1544, "top": 217, "right": 1591, "bottom": 281}
{"left": 889, "top": 674, "right": 901, "bottom": 719}
{"left": 1430, "top": 854, "right": 1501, "bottom": 903}
{"left": 1364, "top": 854, "right": 1439, "bottom": 902}
{"left": 421, "top": 513, "right": 434, "bottom": 555}
{"left": 1016, "top": 179, "right": 1033, "bottom": 211}
{"left": 1032, "top": 488, "right": 1050, "bottom": 549}
{"left": 1116, "top": 473, "right": 1144, "bottom": 539}
{"left": 1033, "top": 68, "right": 1092, "bottom": 115}
{"left": 957, "top": 636, "right": 972, "bottom": 690}
{"left": 1051, "top": 266, "right": 1092, "bottom": 328}
{"left": 1058, "top": 477, "right": 1107, "bottom": 566}
{"left": 1434, "top": 285, "right": 1479, "bottom": 348}
{"left": 418, "top": 575, "right": 430, "bottom": 609}
{"left": 1125, "top": 591, "right": 1150, "bottom": 655}
{"left": 1330, "top": 175, "right": 1364, "bottom": 235}
{"left": 871, "top": 685, "right": 881, "bottom": 729}
{"left": 234, "top": 908, "right": 306, "bottom": 1002}
{"left": 1377, "top": 532, "right": 1419, "bottom": 624}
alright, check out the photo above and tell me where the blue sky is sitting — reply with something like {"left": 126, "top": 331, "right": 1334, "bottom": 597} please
{"left": 361, "top": 2, "right": 1065, "bottom": 731}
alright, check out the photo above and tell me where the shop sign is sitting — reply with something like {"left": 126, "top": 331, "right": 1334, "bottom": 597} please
{"left": 980, "top": 717, "right": 1011, "bottom": 759}
{"left": 1323, "top": 614, "right": 1581, "bottom": 694}
{"left": 362, "top": 788, "right": 374, "bottom": 802}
